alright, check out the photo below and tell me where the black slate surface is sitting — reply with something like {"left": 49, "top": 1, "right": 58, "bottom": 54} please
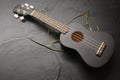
{"left": 0, "top": 0, "right": 120, "bottom": 80}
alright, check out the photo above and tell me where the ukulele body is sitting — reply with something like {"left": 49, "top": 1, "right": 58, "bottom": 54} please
{"left": 60, "top": 23, "right": 114, "bottom": 68}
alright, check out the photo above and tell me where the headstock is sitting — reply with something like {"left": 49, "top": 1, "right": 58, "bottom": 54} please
{"left": 13, "top": 3, "right": 35, "bottom": 20}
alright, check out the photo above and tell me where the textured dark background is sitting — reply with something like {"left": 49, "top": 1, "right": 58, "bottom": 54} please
{"left": 0, "top": 0, "right": 120, "bottom": 80}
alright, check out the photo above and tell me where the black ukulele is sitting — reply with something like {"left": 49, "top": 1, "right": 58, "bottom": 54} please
{"left": 13, "top": 3, "right": 114, "bottom": 68}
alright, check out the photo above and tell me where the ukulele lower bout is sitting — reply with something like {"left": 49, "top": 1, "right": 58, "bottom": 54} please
{"left": 60, "top": 23, "right": 114, "bottom": 68}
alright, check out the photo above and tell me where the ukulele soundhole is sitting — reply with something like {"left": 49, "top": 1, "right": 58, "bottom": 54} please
{"left": 71, "top": 31, "right": 84, "bottom": 42}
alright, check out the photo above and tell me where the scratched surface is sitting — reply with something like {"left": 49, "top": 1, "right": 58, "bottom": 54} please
{"left": 0, "top": 0, "right": 120, "bottom": 80}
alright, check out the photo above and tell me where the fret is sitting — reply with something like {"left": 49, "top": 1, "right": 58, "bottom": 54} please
{"left": 46, "top": 15, "right": 66, "bottom": 33}
{"left": 30, "top": 10, "right": 69, "bottom": 34}
{"left": 41, "top": 15, "right": 64, "bottom": 32}
{"left": 37, "top": 13, "right": 53, "bottom": 26}
{"left": 47, "top": 17, "right": 68, "bottom": 32}
{"left": 35, "top": 11, "right": 66, "bottom": 31}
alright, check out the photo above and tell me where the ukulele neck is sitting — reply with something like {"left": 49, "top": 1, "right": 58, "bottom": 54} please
{"left": 30, "top": 10, "right": 69, "bottom": 34}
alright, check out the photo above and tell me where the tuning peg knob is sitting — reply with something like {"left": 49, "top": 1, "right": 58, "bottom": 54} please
{"left": 30, "top": 5, "right": 34, "bottom": 9}
{"left": 24, "top": 3, "right": 29, "bottom": 7}
{"left": 19, "top": 16, "right": 25, "bottom": 21}
{"left": 14, "top": 14, "right": 19, "bottom": 19}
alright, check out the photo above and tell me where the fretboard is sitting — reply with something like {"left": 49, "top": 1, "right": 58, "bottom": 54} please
{"left": 30, "top": 10, "right": 69, "bottom": 34}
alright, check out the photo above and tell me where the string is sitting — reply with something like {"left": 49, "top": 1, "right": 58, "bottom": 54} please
{"left": 32, "top": 10, "right": 102, "bottom": 50}
{"left": 33, "top": 11, "right": 101, "bottom": 44}
{"left": 44, "top": 18, "right": 101, "bottom": 49}
{"left": 69, "top": 28, "right": 101, "bottom": 46}
{"left": 66, "top": 25, "right": 101, "bottom": 50}
{"left": 32, "top": 11, "right": 100, "bottom": 50}
{"left": 72, "top": 32, "right": 97, "bottom": 47}
{"left": 71, "top": 33, "right": 99, "bottom": 50}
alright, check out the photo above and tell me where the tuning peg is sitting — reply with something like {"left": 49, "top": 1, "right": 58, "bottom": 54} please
{"left": 24, "top": 3, "right": 29, "bottom": 7}
{"left": 14, "top": 14, "right": 19, "bottom": 19}
{"left": 30, "top": 5, "right": 34, "bottom": 9}
{"left": 19, "top": 16, "right": 25, "bottom": 21}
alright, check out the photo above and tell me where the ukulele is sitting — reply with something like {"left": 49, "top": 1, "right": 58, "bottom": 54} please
{"left": 13, "top": 3, "right": 114, "bottom": 68}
